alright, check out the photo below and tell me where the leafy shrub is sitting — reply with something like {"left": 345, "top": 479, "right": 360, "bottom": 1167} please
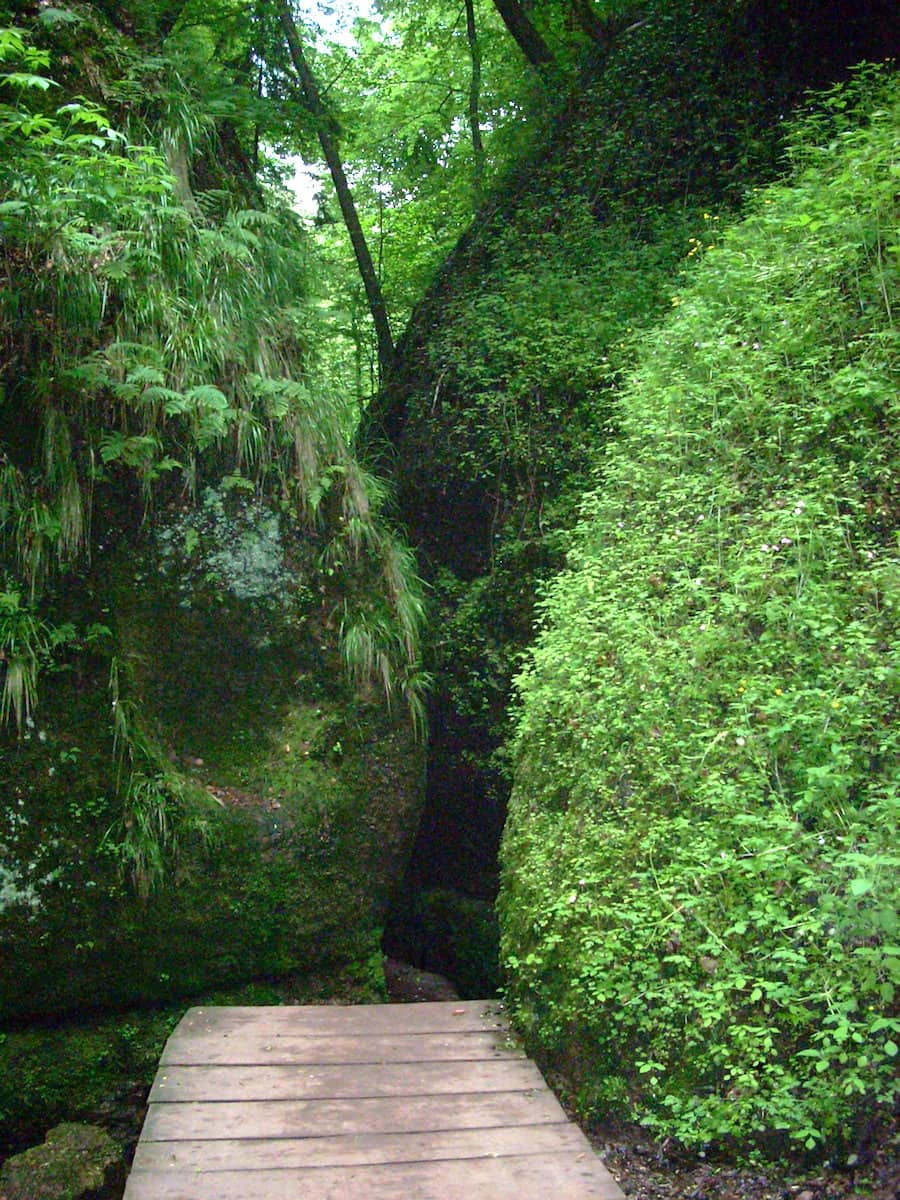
{"left": 499, "top": 70, "right": 899, "bottom": 1156}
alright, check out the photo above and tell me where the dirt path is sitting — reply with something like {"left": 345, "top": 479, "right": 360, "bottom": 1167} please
{"left": 588, "top": 1121, "right": 899, "bottom": 1200}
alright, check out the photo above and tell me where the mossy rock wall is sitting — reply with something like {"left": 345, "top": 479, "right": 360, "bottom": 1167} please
{"left": 0, "top": 539, "right": 425, "bottom": 1022}
{"left": 0, "top": 964, "right": 386, "bottom": 1157}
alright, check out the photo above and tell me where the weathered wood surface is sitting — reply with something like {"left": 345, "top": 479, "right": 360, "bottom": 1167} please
{"left": 125, "top": 1000, "right": 625, "bottom": 1199}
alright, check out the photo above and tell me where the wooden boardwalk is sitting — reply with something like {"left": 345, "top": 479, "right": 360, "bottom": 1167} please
{"left": 124, "top": 1000, "right": 624, "bottom": 1199}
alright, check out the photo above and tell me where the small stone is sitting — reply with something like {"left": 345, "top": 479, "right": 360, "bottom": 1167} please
{"left": 797, "top": 1191, "right": 815, "bottom": 1200}
{"left": 0, "top": 1123, "right": 125, "bottom": 1200}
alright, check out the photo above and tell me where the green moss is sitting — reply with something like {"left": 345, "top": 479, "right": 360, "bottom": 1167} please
{"left": 0, "top": 954, "right": 388, "bottom": 1155}
{"left": 0, "top": 1015, "right": 175, "bottom": 1156}
{"left": 0, "top": 1123, "right": 124, "bottom": 1200}
{"left": 0, "top": 536, "right": 424, "bottom": 1021}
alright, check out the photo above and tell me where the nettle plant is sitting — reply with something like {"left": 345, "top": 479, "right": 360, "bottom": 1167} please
{"left": 499, "top": 69, "right": 899, "bottom": 1157}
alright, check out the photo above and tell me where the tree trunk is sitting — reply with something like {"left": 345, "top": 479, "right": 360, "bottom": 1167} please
{"left": 567, "top": 0, "right": 617, "bottom": 52}
{"left": 491, "top": 0, "right": 556, "bottom": 74}
{"left": 465, "top": 0, "right": 485, "bottom": 199}
{"left": 278, "top": 1, "right": 395, "bottom": 385}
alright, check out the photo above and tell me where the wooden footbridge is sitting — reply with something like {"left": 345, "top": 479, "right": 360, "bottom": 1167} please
{"left": 124, "top": 1000, "right": 624, "bottom": 1198}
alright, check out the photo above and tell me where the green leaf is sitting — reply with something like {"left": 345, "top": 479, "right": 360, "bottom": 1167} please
{"left": 37, "top": 7, "right": 81, "bottom": 26}
{"left": 2, "top": 72, "right": 57, "bottom": 91}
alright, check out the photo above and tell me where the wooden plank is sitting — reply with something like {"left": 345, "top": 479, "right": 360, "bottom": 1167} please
{"left": 125, "top": 1152, "right": 624, "bottom": 1199}
{"left": 125, "top": 1002, "right": 626, "bottom": 1200}
{"left": 142, "top": 1089, "right": 568, "bottom": 1143}
{"left": 177, "top": 1000, "right": 505, "bottom": 1036}
{"left": 160, "top": 1030, "right": 523, "bottom": 1066}
{"left": 150, "top": 1057, "right": 545, "bottom": 1103}
{"left": 132, "top": 1123, "right": 591, "bottom": 1172}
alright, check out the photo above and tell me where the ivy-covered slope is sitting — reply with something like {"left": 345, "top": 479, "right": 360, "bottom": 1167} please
{"left": 379, "top": 0, "right": 896, "bottom": 914}
{"left": 499, "top": 73, "right": 898, "bottom": 1155}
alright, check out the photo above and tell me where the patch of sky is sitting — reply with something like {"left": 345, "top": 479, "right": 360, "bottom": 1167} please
{"left": 280, "top": 1, "right": 380, "bottom": 216}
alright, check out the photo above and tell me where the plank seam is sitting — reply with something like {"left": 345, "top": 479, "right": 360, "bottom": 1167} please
{"left": 139, "top": 1121, "right": 573, "bottom": 1144}
{"left": 148, "top": 1094, "right": 547, "bottom": 1099}
{"left": 128, "top": 1146, "right": 597, "bottom": 1173}
{"left": 159, "top": 1058, "right": 525, "bottom": 1066}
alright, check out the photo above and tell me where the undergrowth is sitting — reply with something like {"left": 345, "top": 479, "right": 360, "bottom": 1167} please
{"left": 0, "top": 13, "right": 428, "bottom": 898}
{"left": 500, "top": 68, "right": 899, "bottom": 1158}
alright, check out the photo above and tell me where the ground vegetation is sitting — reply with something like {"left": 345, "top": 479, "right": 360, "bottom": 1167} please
{"left": 500, "top": 67, "right": 898, "bottom": 1159}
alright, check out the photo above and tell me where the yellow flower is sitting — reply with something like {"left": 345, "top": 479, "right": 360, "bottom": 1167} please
{"left": 774, "top": 688, "right": 783, "bottom": 696}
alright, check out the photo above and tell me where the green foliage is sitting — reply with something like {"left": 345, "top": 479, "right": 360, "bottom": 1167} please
{"left": 389, "top": 0, "right": 818, "bottom": 578}
{"left": 499, "top": 70, "right": 899, "bottom": 1157}
{"left": 427, "top": 198, "right": 697, "bottom": 523}
{"left": 308, "top": 0, "right": 550, "bottom": 331}
{"left": 0, "top": 17, "right": 427, "bottom": 736}
{"left": 0, "top": 614, "right": 422, "bottom": 1022}
{"left": 0, "top": 591, "right": 49, "bottom": 734}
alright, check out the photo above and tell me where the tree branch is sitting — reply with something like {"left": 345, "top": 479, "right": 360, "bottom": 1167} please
{"left": 491, "top": 0, "right": 557, "bottom": 75}
{"left": 465, "top": 0, "right": 485, "bottom": 199}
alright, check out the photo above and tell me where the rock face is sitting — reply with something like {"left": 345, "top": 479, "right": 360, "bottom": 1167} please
{"left": 383, "top": 958, "right": 460, "bottom": 1003}
{"left": 0, "top": 1123, "right": 125, "bottom": 1200}
{"left": 384, "top": 886, "right": 500, "bottom": 998}
{"left": 0, "top": 531, "right": 425, "bottom": 1022}
{"left": 375, "top": 0, "right": 896, "bottom": 1016}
